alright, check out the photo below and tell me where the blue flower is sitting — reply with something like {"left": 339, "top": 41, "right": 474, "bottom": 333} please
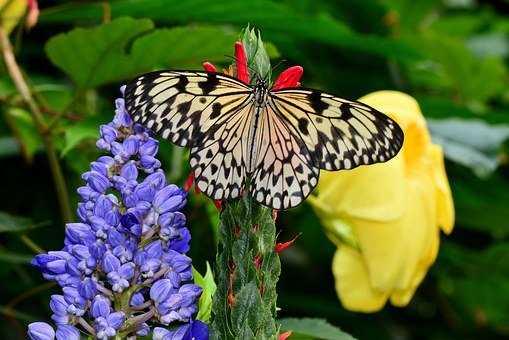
{"left": 29, "top": 88, "right": 206, "bottom": 339}
{"left": 153, "top": 320, "right": 209, "bottom": 340}
{"left": 28, "top": 322, "right": 55, "bottom": 340}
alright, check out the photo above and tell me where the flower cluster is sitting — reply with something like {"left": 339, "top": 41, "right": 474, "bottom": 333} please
{"left": 28, "top": 87, "right": 207, "bottom": 340}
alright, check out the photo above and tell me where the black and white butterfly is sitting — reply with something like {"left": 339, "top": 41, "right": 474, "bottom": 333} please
{"left": 124, "top": 71, "right": 404, "bottom": 210}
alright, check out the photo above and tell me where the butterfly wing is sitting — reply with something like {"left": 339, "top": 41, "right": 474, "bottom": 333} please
{"left": 250, "top": 100, "right": 319, "bottom": 209}
{"left": 190, "top": 95, "right": 255, "bottom": 200}
{"left": 124, "top": 70, "right": 251, "bottom": 147}
{"left": 249, "top": 88, "right": 404, "bottom": 210}
{"left": 269, "top": 89, "right": 404, "bottom": 172}
{"left": 125, "top": 70, "right": 253, "bottom": 200}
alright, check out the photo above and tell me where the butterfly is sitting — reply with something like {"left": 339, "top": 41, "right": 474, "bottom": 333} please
{"left": 124, "top": 70, "right": 404, "bottom": 210}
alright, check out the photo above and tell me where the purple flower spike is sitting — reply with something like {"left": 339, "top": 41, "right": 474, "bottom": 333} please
{"left": 29, "top": 87, "right": 206, "bottom": 338}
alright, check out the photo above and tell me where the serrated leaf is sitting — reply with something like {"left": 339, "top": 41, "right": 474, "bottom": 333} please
{"left": 231, "top": 282, "right": 262, "bottom": 334}
{"left": 428, "top": 118, "right": 509, "bottom": 177}
{"left": 45, "top": 18, "right": 242, "bottom": 88}
{"left": 0, "top": 212, "right": 49, "bottom": 233}
{"left": 193, "top": 262, "right": 217, "bottom": 323}
{"left": 279, "top": 318, "right": 356, "bottom": 340}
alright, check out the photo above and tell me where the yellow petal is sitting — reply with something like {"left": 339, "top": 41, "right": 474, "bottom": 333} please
{"left": 351, "top": 173, "right": 437, "bottom": 293}
{"left": 359, "top": 91, "right": 432, "bottom": 175}
{"left": 429, "top": 145, "right": 455, "bottom": 234}
{"left": 315, "top": 152, "right": 407, "bottom": 222}
{"left": 333, "top": 246, "right": 388, "bottom": 312}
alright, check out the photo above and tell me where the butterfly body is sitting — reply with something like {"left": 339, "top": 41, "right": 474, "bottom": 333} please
{"left": 125, "top": 70, "right": 404, "bottom": 210}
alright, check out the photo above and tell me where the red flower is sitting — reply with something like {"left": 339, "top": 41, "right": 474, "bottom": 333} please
{"left": 203, "top": 41, "right": 303, "bottom": 90}
{"left": 275, "top": 234, "right": 300, "bottom": 253}
{"left": 272, "top": 66, "right": 304, "bottom": 90}
{"left": 202, "top": 62, "right": 217, "bottom": 73}
{"left": 234, "top": 42, "right": 250, "bottom": 84}
{"left": 183, "top": 173, "right": 195, "bottom": 192}
{"left": 279, "top": 331, "right": 292, "bottom": 340}
{"left": 27, "top": 0, "right": 39, "bottom": 29}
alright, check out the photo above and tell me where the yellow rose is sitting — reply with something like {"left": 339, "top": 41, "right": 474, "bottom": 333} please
{"left": 309, "top": 91, "right": 454, "bottom": 312}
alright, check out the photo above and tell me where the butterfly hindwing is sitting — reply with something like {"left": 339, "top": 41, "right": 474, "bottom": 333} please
{"left": 269, "top": 89, "right": 404, "bottom": 172}
{"left": 250, "top": 101, "right": 319, "bottom": 209}
{"left": 190, "top": 96, "right": 255, "bottom": 200}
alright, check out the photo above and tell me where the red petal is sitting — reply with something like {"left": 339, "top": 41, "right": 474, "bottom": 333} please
{"left": 279, "top": 331, "right": 292, "bottom": 340}
{"left": 275, "top": 234, "right": 300, "bottom": 253}
{"left": 235, "top": 41, "right": 250, "bottom": 84}
{"left": 183, "top": 173, "right": 194, "bottom": 192}
{"left": 253, "top": 254, "right": 262, "bottom": 270}
{"left": 214, "top": 200, "right": 223, "bottom": 211}
{"left": 272, "top": 66, "right": 304, "bottom": 90}
{"left": 202, "top": 62, "right": 218, "bottom": 72}
{"left": 27, "top": 0, "right": 40, "bottom": 29}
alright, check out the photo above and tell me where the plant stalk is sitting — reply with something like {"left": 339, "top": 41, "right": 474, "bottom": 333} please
{"left": 211, "top": 195, "right": 281, "bottom": 339}
{"left": 0, "top": 28, "right": 72, "bottom": 223}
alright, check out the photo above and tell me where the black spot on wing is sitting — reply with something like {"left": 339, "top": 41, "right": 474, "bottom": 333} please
{"left": 298, "top": 118, "right": 309, "bottom": 135}
{"left": 177, "top": 100, "right": 192, "bottom": 115}
{"left": 308, "top": 91, "right": 328, "bottom": 114}
{"left": 211, "top": 102, "right": 222, "bottom": 119}
{"left": 198, "top": 73, "right": 220, "bottom": 95}
{"left": 175, "top": 75, "right": 189, "bottom": 92}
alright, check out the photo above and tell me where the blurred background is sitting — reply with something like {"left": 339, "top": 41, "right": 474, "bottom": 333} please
{"left": 1, "top": 0, "right": 509, "bottom": 339}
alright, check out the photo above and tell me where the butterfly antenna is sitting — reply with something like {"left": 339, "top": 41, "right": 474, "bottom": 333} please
{"left": 271, "top": 59, "right": 287, "bottom": 74}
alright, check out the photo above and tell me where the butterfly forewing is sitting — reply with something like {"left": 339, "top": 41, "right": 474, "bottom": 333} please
{"left": 269, "top": 89, "right": 404, "bottom": 172}
{"left": 125, "top": 71, "right": 251, "bottom": 147}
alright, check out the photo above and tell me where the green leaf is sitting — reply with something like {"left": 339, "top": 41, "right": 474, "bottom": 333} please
{"left": 61, "top": 115, "right": 105, "bottom": 156}
{"left": 231, "top": 282, "right": 263, "bottom": 334}
{"left": 3, "top": 107, "right": 43, "bottom": 161}
{"left": 193, "top": 262, "right": 217, "bottom": 323}
{"left": 428, "top": 118, "right": 509, "bottom": 177}
{"left": 404, "top": 33, "right": 507, "bottom": 106}
{"left": 467, "top": 33, "right": 509, "bottom": 58}
{"left": 45, "top": 17, "right": 242, "bottom": 88}
{"left": 0, "top": 212, "right": 49, "bottom": 233}
{"left": 45, "top": 17, "right": 153, "bottom": 89}
{"left": 0, "top": 137, "right": 20, "bottom": 158}
{"left": 40, "top": 1, "right": 418, "bottom": 61}
{"left": 279, "top": 318, "right": 356, "bottom": 340}
{"left": 0, "top": 250, "right": 33, "bottom": 264}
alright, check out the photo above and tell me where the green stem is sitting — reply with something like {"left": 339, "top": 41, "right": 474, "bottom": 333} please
{"left": 211, "top": 195, "right": 281, "bottom": 339}
{"left": 20, "top": 234, "right": 45, "bottom": 254}
{"left": 0, "top": 28, "right": 73, "bottom": 222}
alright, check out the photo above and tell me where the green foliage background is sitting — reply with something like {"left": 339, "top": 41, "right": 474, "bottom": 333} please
{"left": 1, "top": 0, "right": 509, "bottom": 339}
